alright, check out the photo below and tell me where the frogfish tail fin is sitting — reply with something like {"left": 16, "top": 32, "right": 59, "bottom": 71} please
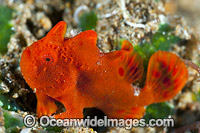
{"left": 145, "top": 51, "right": 188, "bottom": 103}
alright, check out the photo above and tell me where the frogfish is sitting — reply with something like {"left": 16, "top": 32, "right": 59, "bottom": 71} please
{"left": 20, "top": 21, "right": 188, "bottom": 119}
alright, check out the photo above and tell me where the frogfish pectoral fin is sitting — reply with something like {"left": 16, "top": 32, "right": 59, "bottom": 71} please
{"left": 36, "top": 92, "right": 57, "bottom": 117}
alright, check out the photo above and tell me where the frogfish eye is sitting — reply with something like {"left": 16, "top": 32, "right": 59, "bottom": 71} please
{"left": 39, "top": 49, "right": 57, "bottom": 65}
{"left": 42, "top": 54, "right": 54, "bottom": 64}
{"left": 46, "top": 58, "right": 51, "bottom": 62}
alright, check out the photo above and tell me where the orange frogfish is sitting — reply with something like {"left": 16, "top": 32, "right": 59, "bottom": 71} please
{"left": 20, "top": 21, "right": 188, "bottom": 119}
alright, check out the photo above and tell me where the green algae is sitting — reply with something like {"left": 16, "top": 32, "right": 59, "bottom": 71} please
{"left": 79, "top": 11, "right": 98, "bottom": 31}
{"left": 144, "top": 102, "right": 175, "bottom": 121}
{"left": 45, "top": 126, "right": 64, "bottom": 132}
{"left": 3, "top": 109, "right": 24, "bottom": 132}
{"left": 193, "top": 91, "right": 200, "bottom": 102}
{"left": 133, "top": 24, "right": 181, "bottom": 70}
{"left": 0, "top": 5, "right": 14, "bottom": 54}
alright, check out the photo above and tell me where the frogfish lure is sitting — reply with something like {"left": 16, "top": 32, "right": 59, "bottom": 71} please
{"left": 20, "top": 21, "right": 188, "bottom": 119}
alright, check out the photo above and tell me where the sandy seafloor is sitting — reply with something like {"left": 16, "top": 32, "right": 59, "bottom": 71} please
{"left": 0, "top": 0, "right": 200, "bottom": 132}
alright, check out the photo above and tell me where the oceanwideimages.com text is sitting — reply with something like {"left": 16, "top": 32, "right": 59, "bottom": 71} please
{"left": 24, "top": 115, "right": 174, "bottom": 129}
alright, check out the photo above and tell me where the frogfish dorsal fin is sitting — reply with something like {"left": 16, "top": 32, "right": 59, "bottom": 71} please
{"left": 117, "top": 40, "right": 144, "bottom": 83}
{"left": 121, "top": 40, "right": 133, "bottom": 52}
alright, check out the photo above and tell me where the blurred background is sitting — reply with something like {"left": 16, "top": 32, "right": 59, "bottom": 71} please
{"left": 165, "top": 0, "right": 200, "bottom": 36}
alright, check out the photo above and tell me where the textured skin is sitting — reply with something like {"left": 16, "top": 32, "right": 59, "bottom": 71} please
{"left": 20, "top": 21, "right": 188, "bottom": 119}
